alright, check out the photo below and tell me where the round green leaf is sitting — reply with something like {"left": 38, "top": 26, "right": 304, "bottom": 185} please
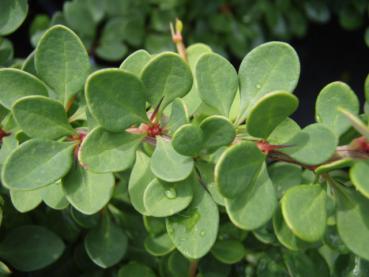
{"left": 0, "top": 225, "right": 64, "bottom": 271}
{"left": 172, "top": 124, "right": 203, "bottom": 156}
{"left": 35, "top": 25, "right": 90, "bottom": 104}
{"left": 86, "top": 69, "right": 148, "bottom": 131}
{"left": 211, "top": 240, "right": 245, "bottom": 264}
{"left": 238, "top": 41, "right": 300, "bottom": 122}
{"left": 151, "top": 136, "right": 194, "bottom": 182}
{"left": 267, "top": 117, "right": 301, "bottom": 144}
{"left": 196, "top": 53, "right": 238, "bottom": 116}
{"left": 79, "top": 127, "right": 144, "bottom": 173}
{"left": 316, "top": 81, "right": 359, "bottom": 136}
{"left": 10, "top": 188, "right": 42, "bottom": 213}
{"left": 118, "top": 262, "right": 156, "bottom": 277}
{"left": 2, "top": 139, "right": 74, "bottom": 190}
{"left": 167, "top": 98, "right": 189, "bottom": 134}
{"left": 280, "top": 123, "right": 338, "bottom": 165}
{"left": 12, "top": 96, "right": 75, "bottom": 140}
{"left": 141, "top": 52, "right": 193, "bottom": 110}
{"left": 167, "top": 251, "right": 190, "bottom": 277}
{"left": 166, "top": 181, "right": 219, "bottom": 259}
{"left": 225, "top": 166, "right": 277, "bottom": 230}
{"left": 62, "top": 163, "right": 114, "bottom": 215}
{"left": 0, "top": 0, "right": 28, "bottom": 35}
{"left": 0, "top": 68, "right": 48, "bottom": 109}
{"left": 85, "top": 217, "right": 128, "bottom": 268}
{"left": 268, "top": 162, "right": 302, "bottom": 198}
{"left": 143, "top": 177, "right": 193, "bottom": 217}
{"left": 215, "top": 141, "right": 265, "bottom": 198}
{"left": 281, "top": 184, "right": 327, "bottom": 242}
{"left": 247, "top": 91, "right": 299, "bottom": 138}
{"left": 41, "top": 181, "right": 69, "bottom": 210}
{"left": 143, "top": 216, "right": 166, "bottom": 237}
{"left": 350, "top": 160, "right": 369, "bottom": 199}
{"left": 119, "top": 49, "right": 151, "bottom": 77}
{"left": 200, "top": 116, "right": 236, "bottom": 152}
{"left": 144, "top": 233, "right": 175, "bottom": 256}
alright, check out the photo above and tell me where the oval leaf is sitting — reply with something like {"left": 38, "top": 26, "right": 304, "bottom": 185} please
{"left": 0, "top": 0, "right": 28, "bottom": 35}
{"left": 144, "top": 233, "right": 175, "bottom": 256}
{"left": 211, "top": 240, "right": 245, "bottom": 264}
{"left": 172, "top": 124, "right": 203, "bottom": 156}
{"left": 10, "top": 188, "right": 42, "bottom": 213}
{"left": 119, "top": 49, "right": 151, "bottom": 77}
{"left": 350, "top": 160, "right": 369, "bottom": 199}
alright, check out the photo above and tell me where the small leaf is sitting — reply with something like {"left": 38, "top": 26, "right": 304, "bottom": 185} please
{"left": 2, "top": 139, "right": 74, "bottom": 190}
{"left": 166, "top": 98, "right": 189, "bottom": 134}
{"left": 267, "top": 117, "right": 301, "bottom": 144}
{"left": 316, "top": 81, "right": 359, "bottom": 136}
{"left": 0, "top": 68, "right": 48, "bottom": 109}
{"left": 12, "top": 96, "right": 75, "bottom": 140}
{"left": 172, "top": 124, "right": 203, "bottom": 156}
{"left": 268, "top": 162, "right": 302, "bottom": 198}
{"left": 118, "top": 262, "right": 156, "bottom": 277}
{"left": 215, "top": 141, "right": 265, "bottom": 198}
{"left": 247, "top": 91, "right": 299, "bottom": 138}
{"left": 141, "top": 52, "right": 193, "bottom": 110}
{"left": 119, "top": 49, "right": 151, "bottom": 76}
{"left": 281, "top": 184, "right": 327, "bottom": 242}
{"left": 0, "top": 225, "right": 64, "bottom": 271}
{"left": 196, "top": 53, "right": 238, "bottom": 116}
{"left": 0, "top": 0, "right": 28, "bottom": 35}
{"left": 350, "top": 160, "right": 369, "bottom": 199}
{"left": 79, "top": 127, "right": 144, "bottom": 173}
{"left": 211, "top": 240, "right": 245, "bottom": 264}
{"left": 41, "top": 181, "right": 69, "bottom": 210}
{"left": 144, "top": 233, "right": 175, "bottom": 256}
{"left": 151, "top": 136, "right": 193, "bottom": 182}
{"left": 10, "top": 188, "right": 42, "bottom": 213}
{"left": 86, "top": 69, "right": 148, "bottom": 131}
{"left": 62, "top": 163, "right": 114, "bottom": 215}
{"left": 35, "top": 25, "right": 90, "bottom": 104}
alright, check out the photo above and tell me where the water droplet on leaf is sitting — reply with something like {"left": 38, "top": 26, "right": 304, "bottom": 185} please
{"left": 256, "top": 84, "right": 261, "bottom": 89}
{"left": 200, "top": 230, "right": 205, "bottom": 237}
{"left": 165, "top": 188, "right": 177, "bottom": 199}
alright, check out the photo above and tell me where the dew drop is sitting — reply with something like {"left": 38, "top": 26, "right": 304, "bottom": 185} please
{"left": 256, "top": 84, "right": 261, "bottom": 89}
{"left": 165, "top": 188, "right": 177, "bottom": 199}
{"left": 200, "top": 230, "right": 205, "bottom": 237}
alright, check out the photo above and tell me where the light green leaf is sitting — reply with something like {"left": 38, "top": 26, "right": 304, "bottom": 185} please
{"left": 267, "top": 117, "right": 301, "bottom": 144}
{"left": 172, "top": 124, "right": 203, "bottom": 156}
{"left": 85, "top": 69, "right": 148, "bottom": 131}
{"left": 211, "top": 240, "right": 245, "bottom": 264}
{"left": 281, "top": 184, "right": 327, "bottom": 242}
{"left": 215, "top": 141, "right": 265, "bottom": 198}
{"left": 12, "top": 96, "right": 75, "bottom": 140}
{"left": 0, "top": 68, "right": 48, "bottom": 109}
{"left": 62, "top": 163, "right": 114, "bottom": 215}
{"left": 238, "top": 41, "right": 300, "bottom": 123}
{"left": 35, "top": 25, "right": 90, "bottom": 105}
{"left": 166, "top": 98, "right": 189, "bottom": 134}
{"left": 41, "top": 181, "right": 69, "bottom": 210}
{"left": 151, "top": 136, "right": 194, "bottom": 182}
{"left": 350, "top": 160, "right": 369, "bottom": 199}
{"left": 144, "top": 233, "right": 175, "bottom": 256}
{"left": 10, "top": 188, "right": 42, "bottom": 213}
{"left": 119, "top": 49, "right": 151, "bottom": 77}
{"left": 0, "top": 0, "right": 28, "bottom": 35}
{"left": 247, "top": 91, "right": 299, "bottom": 138}
{"left": 2, "top": 139, "right": 74, "bottom": 190}
{"left": 196, "top": 53, "right": 238, "bottom": 116}
{"left": 268, "top": 162, "right": 302, "bottom": 198}
{"left": 79, "top": 127, "right": 144, "bottom": 173}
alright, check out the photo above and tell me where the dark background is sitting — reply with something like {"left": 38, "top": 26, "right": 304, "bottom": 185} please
{"left": 8, "top": 0, "right": 369, "bottom": 127}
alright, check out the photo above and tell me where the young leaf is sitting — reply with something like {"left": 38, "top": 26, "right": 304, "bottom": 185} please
{"left": 85, "top": 69, "right": 148, "bottom": 131}
{"left": 12, "top": 96, "right": 75, "bottom": 140}
{"left": 143, "top": 177, "right": 193, "bottom": 217}
{"left": 0, "top": 0, "right": 28, "bottom": 36}
{"left": 215, "top": 141, "right": 265, "bottom": 198}
{"left": 166, "top": 180, "right": 219, "bottom": 259}
{"left": 315, "top": 81, "right": 359, "bottom": 136}
{"left": 238, "top": 42, "right": 300, "bottom": 123}
{"left": 0, "top": 68, "right": 48, "bottom": 109}
{"left": 0, "top": 225, "right": 64, "bottom": 271}
{"left": 41, "top": 181, "right": 69, "bottom": 210}
{"left": 144, "top": 233, "right": 175, "bottom": 256}
{"left": 211, "top": 240, "right": 245, "bottom": 264}
{"left": 150, "top": 136, "right": 194, "bottom": 182}
{"left": 196, "top": 53, "right": 238, "bottom": 116}
{"left": 84, "top": 216, "right": 128, "bottom": 268}
{"left": 35, "top": 25, "right": 90, "bottom": 104}
{"left": 2, "top": 139, "right": 74, "bottom": 190}
{"left": 246, "top": 91, "right": 299, "bottom": 138}
{"left": 350, "top": 160, "right": 369, "bottom": 199}
{"left": 281, "top": 184, "right": 327, "bottom": 242}
{"left": 172, "top": 124, "right": 203, "bottom": 156}
{"left": 62, "top": 163, "right": 115, "bottom": 215}
{"left": 119, "top": 49, "right": 151, "bottom": 76}
{"left": 141, "top": 52, "right": 193, "bottom": 110}
{"left": 225, "top": 165, "right": 277, "bottom": 230}
{"left": 79, "top": 127, "right": 144, "bottom": 173}
{"left": 10, "top": 188, "right": 42, "bottom": 213}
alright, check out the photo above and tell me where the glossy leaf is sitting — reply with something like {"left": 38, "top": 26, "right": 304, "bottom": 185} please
{"left": 172, "top": 124, "right": 203, "bottom": 156}
{"left": 144, "top": 233, "right": 175, "bottom": 256}
{"left": 211, "top": 240, "right": 245, "bottom": 264}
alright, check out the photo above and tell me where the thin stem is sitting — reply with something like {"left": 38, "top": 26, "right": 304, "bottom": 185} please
{"left": 188, "top": 260, "right": 198, "bottom": 277}
{"left": 170, "top": 19, "right": 188, "bottom": 62}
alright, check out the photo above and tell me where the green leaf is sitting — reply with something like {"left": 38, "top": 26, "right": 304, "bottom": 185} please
{"left": 172, "top": 124, "right": 203, "bottom": 156}
{"left": 86, "top": 69, "right": 148, "bottom": 131}
{"left": 12, "top": 96, "right": 75, "bottom": 140}
{"left": 211, "top": 240, "right": 245, "bottom": 264}
{"left": 0, "top": 225, "right": 64, "bottom": 271}
{"left": 141, "top": 52, "right": 193, "bottom": 110}
{"left": 215, "top": 141, "right": 265, "bottom": 198}
{"left": 151, "top": 136, "right": 194, "bottom": 182}
{"left": 63, "top": 0, "right": 96, "bottom": 37}
{"left": 316, "top": 81, "right": 359, "bottom": 136}
{"left": 247, "top": 91, "right": 299, "bottom": 138}
{"left": 143, "top": 216, "right": 166, "bottom": 237}
{"left": 200, "top": 115, "right": 236, "bottom": 153}
{"left": 0, "top": 0, "right": 28, "bottom": 35}
{"left": 167, "top": 251, "right": 190, "bottom": 277}
{"left": 119, "top": 49, "right": 151, "bottom": 77}
{"left": 166, "top": 98, "right": 189, "bottom": 134}
{"left": 238, "top": 41, "right": 300, "bottom": 123}
{"left": 118, "top": 262, "right": 156, "bottom": 277}
{"left": 196, "top": 53, "right": 238, "bottom": 116}
{"left": 41, "top": 181, "right": 69, "bottom": 210}
{"left": 350, "top": 160, "right": 369, "bottom": 199}
{"left": 166, "top": 180, "right": 219, "bottom": 259}
{"left": 79, "top": 127, "right": 144, "bottom": 173}
{"left": 268, "top": 162, "right": 302, "bottom": 198}
{"left": 280, "top": 123, "right": 338, "bottom": 165}
{"left": 10, "top": 188, "right": 42, "bottom": 213}
{"left": 128, "top": 151, "right": 155, "bottom": 215}
{"left": 62, "top": 163, "right": 114, "bottom": 215}
{"left": 84, "top": 216, "right": 128, "bottom": 268}
{"left": 0, "top": 68, "right": 48, "bottom": 109}
{"left": 143, "top": 177, "right": 193, "bottom": 217}
{"left": 225, "top": 165, "right": 277, "bottom": 230}
{"left": 35, "top": 25, "right": 90, "bottom": 105}
{"left": 267, "top": 117, "right": 301, "bottom": 144}
{"left": 2, "top": 139, "right": 74, "bottom": 190}
{"left": 144, "top": 233, "right": 175, "bottom": 256}
{"left": 281, "top": 184, "right": 327, "bottom": 242}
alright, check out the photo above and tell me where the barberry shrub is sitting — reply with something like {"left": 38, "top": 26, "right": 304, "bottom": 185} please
{"left": 0, "top": 24, "right": 369, "bottom": 275}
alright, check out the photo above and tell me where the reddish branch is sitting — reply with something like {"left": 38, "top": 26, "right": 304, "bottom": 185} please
{"left": 0, "top": 128, "right": 10, "bottom": 142}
